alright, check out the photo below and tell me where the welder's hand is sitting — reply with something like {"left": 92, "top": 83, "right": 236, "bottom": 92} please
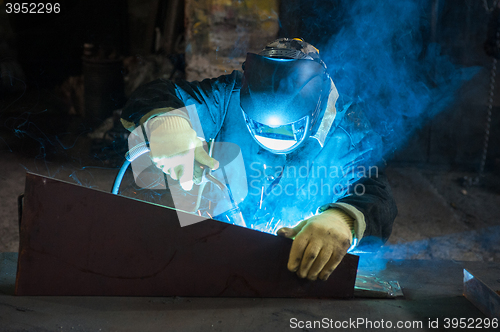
{"left": 148, "top": 116, "right": 219, "bottom": 191}
{"left": 277, "top": 209, "right": 353, "bottom": 281}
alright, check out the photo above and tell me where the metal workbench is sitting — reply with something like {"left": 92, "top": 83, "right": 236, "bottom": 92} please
{"left": 1, "top": 252, "right": 498, "bottom": 331}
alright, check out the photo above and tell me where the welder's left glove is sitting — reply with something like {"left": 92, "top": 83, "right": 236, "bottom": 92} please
{"left": 277, "top": 208, "right": 354, "bottom": 281}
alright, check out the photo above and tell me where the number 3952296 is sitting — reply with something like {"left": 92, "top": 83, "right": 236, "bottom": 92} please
{"left": 5, "top": 3, "right": 61, "bottom": 14}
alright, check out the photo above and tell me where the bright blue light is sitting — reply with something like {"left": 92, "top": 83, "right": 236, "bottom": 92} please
{"left": 265, "top": 57, "right": 296, "bottom": 62}
{"left": 267, "top": 116, "right": 281, "bottom": 126}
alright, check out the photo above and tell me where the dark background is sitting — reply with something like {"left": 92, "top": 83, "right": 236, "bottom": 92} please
{"left": 1, "top": 0, "right": 499, "bottom": 171}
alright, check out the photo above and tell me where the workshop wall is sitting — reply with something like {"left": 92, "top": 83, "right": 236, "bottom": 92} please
{"left": 184, "top": 0, "right": 280, "bottom": 81}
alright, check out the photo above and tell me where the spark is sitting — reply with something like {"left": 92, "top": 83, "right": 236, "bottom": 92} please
{"left": 259, "top": 186, "right": 264, "bottom": 209}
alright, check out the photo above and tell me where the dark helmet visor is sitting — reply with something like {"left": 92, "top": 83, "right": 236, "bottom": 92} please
{"left": 240, "top": 53, "right": 327, "bottom": 126}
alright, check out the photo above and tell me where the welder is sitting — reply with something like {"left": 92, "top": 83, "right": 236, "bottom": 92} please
{"left": 121, "top": 38, "right": 398, "bottom": 281}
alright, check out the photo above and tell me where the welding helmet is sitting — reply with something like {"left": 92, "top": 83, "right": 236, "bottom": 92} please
{"left": 240, "top": 38, "right": 332, "bottom": 154}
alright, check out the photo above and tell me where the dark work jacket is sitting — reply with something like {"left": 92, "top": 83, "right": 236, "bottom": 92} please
{"left": 121, "top": 71, "right": 398, "bottom": 247}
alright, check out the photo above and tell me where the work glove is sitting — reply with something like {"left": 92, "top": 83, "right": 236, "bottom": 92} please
{"left": 277, "top": 208, "right": 354, "bottom": 281}
{"left": 148, "top": 115, "right": 219, "bottom": 191}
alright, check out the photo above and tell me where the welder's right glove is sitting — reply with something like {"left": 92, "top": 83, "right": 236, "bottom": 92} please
{"left": 147, "top": 115, "right": 219, "bottom": 191}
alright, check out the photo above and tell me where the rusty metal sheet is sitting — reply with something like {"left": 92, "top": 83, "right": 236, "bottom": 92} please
{"left": 16, "top": 173, "right": 358, "bottom": 297}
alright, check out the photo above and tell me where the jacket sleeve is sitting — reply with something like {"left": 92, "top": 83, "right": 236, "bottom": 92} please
{"left": 121, "top": 71, "right": 242, "bottom": 137}
{"left": 320, "top": 102, "right": 398, "bottom": 248}
{"left": 336, "top": 168, "right": 398, "bottom": 247}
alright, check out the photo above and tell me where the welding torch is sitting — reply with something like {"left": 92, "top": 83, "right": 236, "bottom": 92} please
{"left": 112, "top": 139, "right": 246, "bottom": 227}
{"left": 191, "top": 139, "right": 224, "bottom": 212}
{"left": 112, "top": 139, "right": 222, "bottom": 195}
{"left": 191, "top": 140, "right": 246, "bottom": 227}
